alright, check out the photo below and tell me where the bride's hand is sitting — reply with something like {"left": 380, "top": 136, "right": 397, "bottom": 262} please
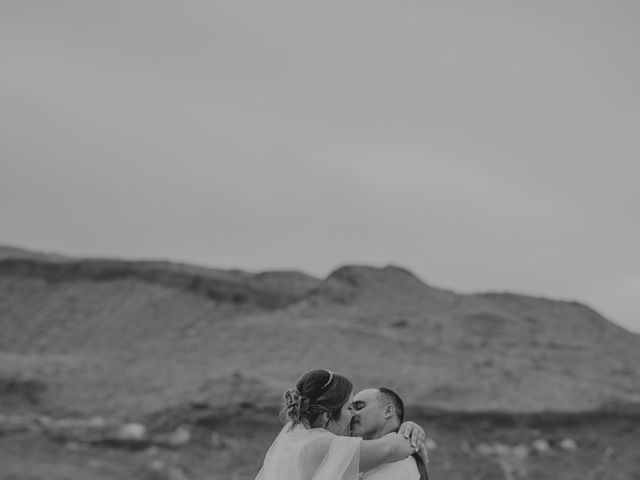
{"left": 383, "top": 432, "right": 416, "bottom": 458}
{"left": 397, "top": 421, "right": 426, "bottom": 449}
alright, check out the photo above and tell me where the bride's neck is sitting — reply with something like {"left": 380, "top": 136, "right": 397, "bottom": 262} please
{"left": 310, "top": 417, "right": 327, "bottom": 429}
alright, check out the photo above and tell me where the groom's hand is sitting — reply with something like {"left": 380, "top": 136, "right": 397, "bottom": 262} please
{"left": 398, "top": 421, "right": 426, "bottom": 449}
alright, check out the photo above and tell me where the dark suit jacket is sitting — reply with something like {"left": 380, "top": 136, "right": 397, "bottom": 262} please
{"left": 412, "top": 453, "right": 429, "bottom": 480}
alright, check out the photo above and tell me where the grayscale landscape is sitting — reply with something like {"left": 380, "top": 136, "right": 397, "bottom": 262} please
{"left": 1, "top": 246, "right": 639, "bottom": 479}
{"left": 2, "top": 3, "right": 639, "bottom": 479}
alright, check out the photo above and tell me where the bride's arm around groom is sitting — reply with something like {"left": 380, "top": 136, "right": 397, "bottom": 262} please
{"left": 254, "top": 370, "right": 427, "bottom": 480}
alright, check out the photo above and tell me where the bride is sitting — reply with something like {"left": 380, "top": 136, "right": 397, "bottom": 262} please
{"left": 255, "top": 369, "right": 428, "bottom": 480}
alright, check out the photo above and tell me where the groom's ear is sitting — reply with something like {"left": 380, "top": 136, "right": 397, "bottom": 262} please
{"left": 383, "top": 404, "right": 395, "bottom": 419}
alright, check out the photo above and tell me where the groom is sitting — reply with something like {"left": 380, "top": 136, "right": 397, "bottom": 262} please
{"left": 350, "top": 387, "right": 428, "bottom": 480}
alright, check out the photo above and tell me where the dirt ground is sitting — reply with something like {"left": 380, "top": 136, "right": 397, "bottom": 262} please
{"left": 1, "top": 411, "right": 638, "bottom": 480}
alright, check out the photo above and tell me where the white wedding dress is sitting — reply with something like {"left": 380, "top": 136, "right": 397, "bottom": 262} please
{"left": 255, "top": 422, "right": 362, "bottom": 480}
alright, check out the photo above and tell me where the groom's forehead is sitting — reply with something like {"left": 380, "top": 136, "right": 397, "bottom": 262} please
{"left": 353, "top": 388, "right": 381, "bottom": 404}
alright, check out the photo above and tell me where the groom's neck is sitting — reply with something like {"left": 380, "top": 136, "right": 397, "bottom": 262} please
{"left": 367, "top": 420, "right": 400, "bottom": 440}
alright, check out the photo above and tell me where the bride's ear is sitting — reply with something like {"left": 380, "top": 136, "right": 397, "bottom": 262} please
{"left": 321, "top": 412, "right": 330, "bottom": 427}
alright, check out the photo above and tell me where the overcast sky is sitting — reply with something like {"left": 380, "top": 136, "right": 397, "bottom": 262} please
{"left": 1, "top": 1, "right": 638, "bottom": 333}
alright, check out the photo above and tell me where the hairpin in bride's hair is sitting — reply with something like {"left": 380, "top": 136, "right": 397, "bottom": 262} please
{"left": 322, "top": 370, "right": 334, "bottom": 389}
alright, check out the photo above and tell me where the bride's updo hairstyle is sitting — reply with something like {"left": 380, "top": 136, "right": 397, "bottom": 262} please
{"left": 281, "top": 369, "right": 352, "bottom": 429}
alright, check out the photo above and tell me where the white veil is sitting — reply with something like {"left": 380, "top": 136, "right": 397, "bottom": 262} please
{"left": 255, "top": 422, "right": 362, "bottom": 480}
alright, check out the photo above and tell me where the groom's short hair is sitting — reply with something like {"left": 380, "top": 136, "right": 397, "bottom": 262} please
{"left": 378, "top": 387, "right": 405, "bottom": 423}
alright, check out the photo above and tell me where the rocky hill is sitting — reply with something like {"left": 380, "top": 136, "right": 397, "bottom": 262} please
{"left": 1, "top": 246, "right": 639, "bottom": 420}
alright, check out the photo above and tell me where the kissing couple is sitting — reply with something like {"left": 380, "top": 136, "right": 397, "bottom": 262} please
{"left": 255, "top": 369, "right": 429, "bottom": 480}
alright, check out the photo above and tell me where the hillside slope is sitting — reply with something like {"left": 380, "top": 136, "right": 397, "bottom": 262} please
{"left": 1, "top": 248, "right": 639, "bottom": 418}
